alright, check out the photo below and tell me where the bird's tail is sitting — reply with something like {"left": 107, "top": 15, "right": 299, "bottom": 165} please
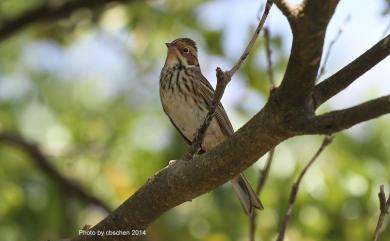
{"left": 231, "top": 174, "right": 264, "bottom": 216}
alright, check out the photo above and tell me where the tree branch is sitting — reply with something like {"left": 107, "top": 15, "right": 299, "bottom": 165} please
{"left": 277, "top": 0, "right": 340, "bottom": 106}
{"left": 71, "top": 103, "right": 288, "bottom": 240}
{"left": 264, "top": 27, "right": 275, "bottom": 87}
{"left": 68, "top": 91, "right": 390, "bottom": 241}
{"left": 227, "top": 1, "right": 273, "bottom": 77}
{"left": 298, "top": 95, "right": 390, "bottom": 135}
{"left": 317, "top": 14, "right": 351, "bottom": 81}
{"left": 312, "top": 34, "right": 390, "bottom": 109}
{"left": 249, "top": 148, "right": 274, "bottom": 241}
{"left": 371, "top": 185, "right": 390, "bottom": 241}
{"left": 276, "top": 135, "right": 333, "bottom": 241}
{"left": 300, "top": 0, "right": 340, "bottom": 24}
{"left": 0, "top": 0, "right": 132, "bottom": 42}
{"left": 0, "top": 131, "right": 111, "bottom": 213}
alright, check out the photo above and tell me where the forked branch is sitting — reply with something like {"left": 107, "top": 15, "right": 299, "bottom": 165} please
{"left": 277, "top": 0, "right": 340, "bottom": 105}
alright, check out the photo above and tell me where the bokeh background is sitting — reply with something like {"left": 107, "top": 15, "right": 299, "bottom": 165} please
{"left": 0, "top": 0, "right": 390, "bottom": 241}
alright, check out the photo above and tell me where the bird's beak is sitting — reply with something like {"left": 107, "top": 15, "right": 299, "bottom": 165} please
{"left": 165, "top": 42, "right": 173, "bottom": 48}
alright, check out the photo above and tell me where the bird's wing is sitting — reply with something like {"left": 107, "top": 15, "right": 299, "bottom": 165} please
{"left": 194, "top": 69, "right": 234, "bottom": 137}
{"left": 169, "top": 116, "right": 192, "bottom": 145}
{"left": 160, "top": 95, "right": 193, "bottom": 145}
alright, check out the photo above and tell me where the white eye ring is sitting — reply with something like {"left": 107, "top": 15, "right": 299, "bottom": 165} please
{"left": 182, "top": 47, "right": 189, "bottom": 53}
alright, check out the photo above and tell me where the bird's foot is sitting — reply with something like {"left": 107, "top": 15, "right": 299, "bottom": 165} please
{"left": 168, "top": 160, "right": 177, "bottom": 165}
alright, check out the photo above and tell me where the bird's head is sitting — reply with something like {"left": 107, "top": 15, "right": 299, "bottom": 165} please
{"left": 164, "top": 38, "right": 199, "bottom": 68}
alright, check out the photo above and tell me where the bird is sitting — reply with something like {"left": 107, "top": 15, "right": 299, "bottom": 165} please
{"left": 159, "top": 37, "right": 263, "bottom": 216}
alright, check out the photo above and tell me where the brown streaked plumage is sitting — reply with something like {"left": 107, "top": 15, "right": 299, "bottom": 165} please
{"left": 160, "top": 37, "right": 263, "bottom": 216}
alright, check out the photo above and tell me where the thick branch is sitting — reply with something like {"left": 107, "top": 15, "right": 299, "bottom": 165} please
{"left": 313, "top": 34, "right": 390, "bottom": 108}
{"left": 300, "top": 0, "right": 340, "bottom": 25}
{"left": 71, "top": 102, "right": 288, "bottom": 240}
{"left": 0, "top": 0, "right": 132, "bottom": 42}
{"left": 0, "top": 131, "right": 111, "bottom": 213}
{"left": 298, "top": 95, "right": 390, "bottom": 135}
{"left": 69, "top": 93, "right": 390, "bottom": 240}
{"left": 277, "top": 0, "right": 340, "bottom": 106}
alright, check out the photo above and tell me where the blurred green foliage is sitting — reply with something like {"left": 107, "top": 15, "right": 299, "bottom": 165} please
{"left": 0, "top": 1, "right": 389, "bottom": 241}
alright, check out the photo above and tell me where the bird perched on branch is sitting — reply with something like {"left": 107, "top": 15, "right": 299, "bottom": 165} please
{"left": 159, "top": 37, "right": 263, "bottom": 216}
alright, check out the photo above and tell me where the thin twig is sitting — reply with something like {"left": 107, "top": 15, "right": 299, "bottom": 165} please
{"left": 249, "top": 26, "right": 276, "bottom": 241}
{"left": 184, "top": 0, "right": 274, "bottom": 160}
{"left": 256, "top": 148, "right": 274, "bottom": 195}
{"left": 249, "top": 149, "right": 274, "bottom": 241}
{"left": 276, "top": 135, "right": 334, "bottom": 241}
{"left": 263, "top": 27, "right": 275, "bottom": 87}
{"left": 0, "top": 131, "right": 111, "bottom": 213}
{"left": 227, "top": 1, "right": 273, "bottom": 77}
{"left": 371, "top": 185, "right": 390, "bottom": 241}
{"left": 317, "top": 14, "right": 351, "bottom": 81}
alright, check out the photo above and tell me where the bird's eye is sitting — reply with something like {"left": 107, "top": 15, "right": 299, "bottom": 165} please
{"left": 182, "top": 47, "right": 189, "bottom": 54}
